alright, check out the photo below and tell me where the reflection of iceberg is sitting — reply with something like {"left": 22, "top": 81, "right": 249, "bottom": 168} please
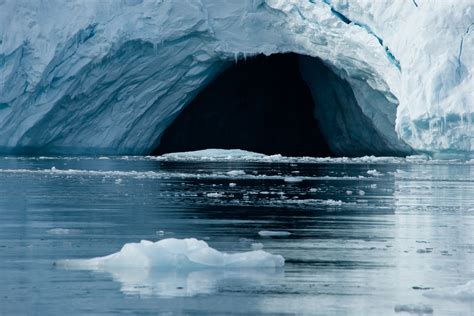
{"left": 100, "top": 268, "right": 283, "bottom": 298}
{"left": 56, "top": 238, "right": 284, "bottom": 297}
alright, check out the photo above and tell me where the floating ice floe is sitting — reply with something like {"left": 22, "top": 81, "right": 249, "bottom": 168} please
{"left": 367, "top": 169, "right": 383, "bottom": 176}
{"left": 258, "top": 231, "right": 291, "bottom": 237}
{"left": 206, "top": 192, "right": 225, "bottom": 198}
{"left": 284, "top": 199, "right": 344, "bottom": 206}
{"left": 56, "top": 238, "right": 284, "bottom": 270}
{"left": 284, "top": 177, "right": 303, "bottom": 183}
{"left": 226, "top": 170, "right": 246, "bottom": 176}
{"left": 47, "top": 228, "right": 78, "bottom": 235}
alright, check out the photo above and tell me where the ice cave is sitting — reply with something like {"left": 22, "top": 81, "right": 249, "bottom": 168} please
{"left": 155, "top": 53, "right": 409, "bottom": 157}
{"left": 0, "top": 0, "right": 472, "bottom": 156}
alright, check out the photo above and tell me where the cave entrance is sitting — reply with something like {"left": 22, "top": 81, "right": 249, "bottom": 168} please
{"left": 154, "top": 53, "right": 332, "bottom": 157}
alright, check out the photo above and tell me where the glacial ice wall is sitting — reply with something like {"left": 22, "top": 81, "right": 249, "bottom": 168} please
{"left": 0, "top": 0, "right": 472, "bottom": 155}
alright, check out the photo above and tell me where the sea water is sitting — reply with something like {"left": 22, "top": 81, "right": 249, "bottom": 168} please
{"left": 0, "top": 152, "right": 473, "bottom": 315}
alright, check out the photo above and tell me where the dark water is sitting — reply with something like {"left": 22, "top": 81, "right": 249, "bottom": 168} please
{"left": 0, "top": 156, "right": 473, "bottom": 315}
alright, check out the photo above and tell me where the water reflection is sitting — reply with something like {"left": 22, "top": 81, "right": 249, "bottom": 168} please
{"left": 86, "top": 268, "right": 283, "bottom": 298}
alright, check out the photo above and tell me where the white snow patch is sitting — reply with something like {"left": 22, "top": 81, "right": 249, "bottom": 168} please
{"left": 56, "top": 238, "right": 284, "bottom": 270}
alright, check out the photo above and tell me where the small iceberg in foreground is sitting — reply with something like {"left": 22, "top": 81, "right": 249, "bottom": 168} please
{"left": 56, "top": 238, "right": 284, "bottom": 297}
{"left": 56, "top": 238, "right": 284, "bottom": 270}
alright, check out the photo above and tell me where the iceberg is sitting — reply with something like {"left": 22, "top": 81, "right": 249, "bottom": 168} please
{"left": 56, "top": 238, "right": 284, "bottom": 298}
{"left": 56, "top": 238, "right": 285, "bottom": 269}
{"left": 0, "top": 0, "right": 472, "bottom": 155}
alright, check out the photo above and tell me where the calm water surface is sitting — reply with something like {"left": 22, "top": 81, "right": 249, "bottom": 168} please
{"left": 0, "top": 156, "right": 473, "bottom": 315}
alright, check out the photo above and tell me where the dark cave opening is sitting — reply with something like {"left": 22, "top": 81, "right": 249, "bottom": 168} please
{"left": 154, "top": 53, "right": 332, "bottom": 157}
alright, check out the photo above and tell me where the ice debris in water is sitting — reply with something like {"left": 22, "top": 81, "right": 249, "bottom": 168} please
{"left": 424, "top": 280, "right": 474, "bottom": 301}
{"left": 47, "top": 228, "right": 76, "bottom": 235}
{"left": 394, "top": 304, "right": 433, "bottom": 314}
{"left": 56, "top": 238, "right": 284, "bottom": 269}
{"left": 258, "top": 230, "right": 291, "bottom": 237}
{"left": 284, "top": 199, "right": 344, "bottom": 206}
{"left": 206, "top": 192, "right": 225, "bottom": 198}
{"left": 226, "top": 170, "right": 246, "bottom": 176}
{"left": 154, "top": 150, "right": 437, "bottom": 165}
{"left": 367, "top": 169, "right": 383, "bottom": 176}
{"left": 284, "top": 177, "right": 303, "bottom": 183}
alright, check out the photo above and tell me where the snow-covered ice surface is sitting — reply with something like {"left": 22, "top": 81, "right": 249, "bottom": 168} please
{"left": 0, "top": 1, "right": 473, "bottom": 155}
{"left": 0, "top": 155, "right": 473, "bottom": 315}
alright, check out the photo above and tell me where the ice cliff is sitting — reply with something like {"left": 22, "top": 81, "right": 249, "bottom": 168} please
{"left": 0, "top": 0, "right": 472, "bottom": 155}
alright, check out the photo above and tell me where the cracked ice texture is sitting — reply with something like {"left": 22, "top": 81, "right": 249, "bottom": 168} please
{"left": 0, "top": 0, "right": 472, "bottom": 154}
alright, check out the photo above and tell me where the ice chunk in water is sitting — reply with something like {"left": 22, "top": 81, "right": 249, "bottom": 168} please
{"left": 258, "top": 230, "right": 291, "bottom": 237}
{"left": 56, "top": 238, "right": 284, "bottom": 270}
{"left": 47, "top": 228, "right": 77, "bottom": 235}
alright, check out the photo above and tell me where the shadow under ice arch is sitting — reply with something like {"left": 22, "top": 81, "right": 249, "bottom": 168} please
{"left": 155, "top": 53, "right": 412, "bottom": 157}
